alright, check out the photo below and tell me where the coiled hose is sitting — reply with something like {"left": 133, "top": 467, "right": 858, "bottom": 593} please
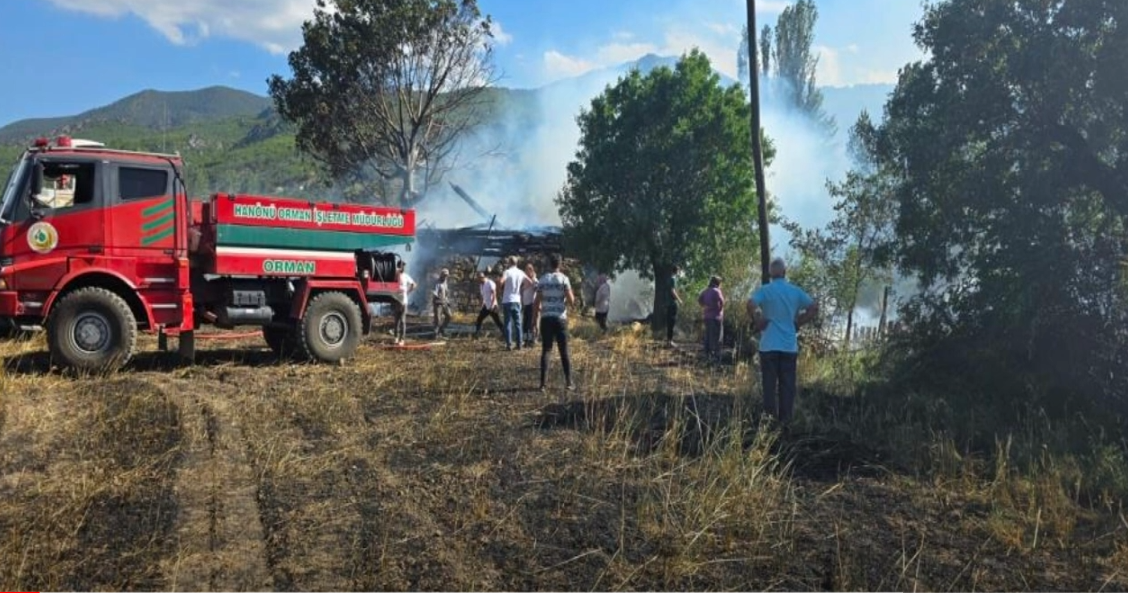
{"left": 358, "top": 250, "right": 400, "bottom": 282}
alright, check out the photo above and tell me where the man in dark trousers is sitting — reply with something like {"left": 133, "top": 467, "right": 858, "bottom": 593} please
{"left": 473, "top": 270, "right": 504, "bottom": 339}
{"left": 666, "top": 264, "right": 684, "bottom": 347}
{"left": 534, "top": 254, "right": 576, "bottom": 391}
{"left": 432, "top": 268, "right": 452, "bottom": 339}
{"left": 698, "top": 275, "right": 725, "bottom": 361}
{"left": 747, "top": 257, "right": 819, "bottom": 429}
{"left": 521, "top": 262, "right": 539, "bottom": 347}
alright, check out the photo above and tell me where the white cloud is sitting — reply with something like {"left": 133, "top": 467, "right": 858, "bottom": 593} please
{"left": 42, "top": 0, "right": 316, "bottom": 54}
{"left": 706, "top": 22, "right": 738, "bottom": 37}
{"left": 543, "top": 50, "right": 597, "bottom": 78}
{"left": 860, "top": 69, "right": 900, "bottom": 85}
{"left": 658, "top": 25, "right": 739, "bottom": 79}
{"left": 41, "top": 0, "right": 511, "bottom": 55}
{"left": 757, "top": 1, "right": 791, "bottom": 16}
{"left": 595, "top": 42, "right": 659, "bottom": 64}
{"left": 540, "top": 21, "right": 742, "bottom": 85}
{"left": 814, "top": 44, "right": 844, "bottom": 87}
{"left": 489, "top": 19, "right": 513, "bottom": 46}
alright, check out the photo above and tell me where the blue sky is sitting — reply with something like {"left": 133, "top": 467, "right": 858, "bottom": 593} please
{"left": 0, "top": 0, "right": 929, "bottom": 126}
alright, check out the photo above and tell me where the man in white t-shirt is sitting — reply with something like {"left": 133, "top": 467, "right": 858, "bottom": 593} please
{"left": 498, "top": 256, "right": 532, "bottom": 350}
{"left": 393, "top": 261, "right": 417, "bottom": 346}
{"left": 533, "top": 254, "right": 576, "bottom": 390}
{"left": 473, "top": 269, "right": 504, "bottom": 339}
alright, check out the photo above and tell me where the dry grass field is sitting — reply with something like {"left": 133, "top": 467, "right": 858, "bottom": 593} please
{"left": 1, "top": 315, "right": 1126, "bottom": 591}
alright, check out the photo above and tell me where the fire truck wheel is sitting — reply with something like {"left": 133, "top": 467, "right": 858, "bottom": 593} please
{"left": 263, "top": 324, "right": 299, "bottom": 359}
{"left": 298, "top": 291, "right": 362, "bottom": 363}
{"left": 47, "top": 287, "right": 137, "bottom": 372}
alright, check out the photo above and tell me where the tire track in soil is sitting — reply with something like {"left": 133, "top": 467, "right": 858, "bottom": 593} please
{"left": 160, "top": 380, "right": 273, "bottom": 591}
{"left": 228, "top": 367, "right": 369, "bottom": 592}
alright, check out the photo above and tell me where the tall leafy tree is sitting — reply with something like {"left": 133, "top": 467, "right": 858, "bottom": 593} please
{"left": 871, "top": 0, "right": 1128, "bottom": 413}
{"left": 737, "top": 24, "right": 775, "bottom": 87}
{"left": 267, "top": 0, "right": 499, "bottom": 207}
{"left": 557, "top": 50, "right": 775, "bottom": 329}
{"left": 772, "top": 0, "right": 835, "bottom": 134}
{"left": 760, "top": 24, "right": 773, "bottom": 78}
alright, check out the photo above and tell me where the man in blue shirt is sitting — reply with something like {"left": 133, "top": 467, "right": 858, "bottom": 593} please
{"left": 747, "top": 257, "right": 819, "bottom": 427}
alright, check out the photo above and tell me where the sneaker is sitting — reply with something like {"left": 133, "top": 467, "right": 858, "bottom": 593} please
{"left": 565, "top": 383, "right": 576, "bottom": 391}
{"left": 539, "top": 384, "right": 546, "bottom": 392}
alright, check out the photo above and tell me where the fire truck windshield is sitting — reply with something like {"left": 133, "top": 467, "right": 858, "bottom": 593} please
{"left": 0, "top": 155, "right": 29, "bottom": 224}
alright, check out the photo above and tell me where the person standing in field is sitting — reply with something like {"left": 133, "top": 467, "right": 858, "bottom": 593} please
{"left": 432, "top": 268, "right": 452, "bottom": 339}
{"left": 747, "top": 257, "right": 819, "bottom": 428}
{"left": 499, "top": 256, "right": 531, "bottom": 350}
{"left": 394, "top": 261, "right": 417, "bottom": 346}
{"left": 534, "top": 254, "right": 576, "bottom": 391}
{"left": 594, "top": 273, "right": 611, "bottom": 334}
{"left": 473, "top": 270, "right": 504, "bottom": 339}
{"left": 666, "top": 264, "right": 684, "bottom": 347}
{"left": 698, "top": 275, "right": 725, "bottom": 360}
{"left": 521, "top": 262, "right": 539, "bottom": 348}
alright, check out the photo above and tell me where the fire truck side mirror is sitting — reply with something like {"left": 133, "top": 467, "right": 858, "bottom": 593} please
{"left": 28, "top": 162, "right": 43, "bottom": 200}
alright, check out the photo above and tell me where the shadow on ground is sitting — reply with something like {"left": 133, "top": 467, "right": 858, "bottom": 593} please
{"left": 533, "top": 392, "right": 892, "bottom": 481}
{"left": 1, "top": 347, "right": 292, "bottom": 376}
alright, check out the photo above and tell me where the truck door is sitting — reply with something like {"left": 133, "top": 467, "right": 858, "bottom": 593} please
{"left": 104, "top": 162, "right": 185, "bottom": 326}
{"left": 1, "top": 157, "right": 107, "bottom": 295}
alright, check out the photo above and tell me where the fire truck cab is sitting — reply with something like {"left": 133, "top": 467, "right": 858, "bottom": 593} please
{"left": 0, "top": 135, "right": 413, "bottom": 372}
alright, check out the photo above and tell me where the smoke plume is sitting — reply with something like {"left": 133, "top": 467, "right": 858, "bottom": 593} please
{"left": 394, "top": 54, "right": 899, "bottom": 325}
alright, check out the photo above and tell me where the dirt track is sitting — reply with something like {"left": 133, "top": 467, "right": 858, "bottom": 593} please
{"left": 0, "top": 321, "right": 1126, "bottom": 591}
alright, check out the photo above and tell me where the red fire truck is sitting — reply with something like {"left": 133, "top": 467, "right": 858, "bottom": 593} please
{"left": 0, "top": 135, "right": 414, "bottom": 371}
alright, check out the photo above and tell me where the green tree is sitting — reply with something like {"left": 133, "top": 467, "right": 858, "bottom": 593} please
{"left": 760, "top": 24, "right": 772, "bottom": 78}
{"left": 267, "top": 0, "right": 500, "bottom": 208}
{"left": 737, "top": 24, "right": 751, "bottom": 87}
{"left": 738, "top": 24, "right": 774, "bottom": 88}
{"left": 870, "top": 0, "right": 1128, "bottom": 415}
{"left": 772, "top": 0, "right": 834, "bottom": 134}
{"left": 556, "top": 50, "right": 775, "bottom": 330}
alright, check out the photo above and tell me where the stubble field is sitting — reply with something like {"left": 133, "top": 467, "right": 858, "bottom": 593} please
{"left": 0, "top": 315, "right": 1126, "bottom": 591}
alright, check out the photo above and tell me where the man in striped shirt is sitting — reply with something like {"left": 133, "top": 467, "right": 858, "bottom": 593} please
{"left": 533, "top": 254, "right": 576, "bottom": 391}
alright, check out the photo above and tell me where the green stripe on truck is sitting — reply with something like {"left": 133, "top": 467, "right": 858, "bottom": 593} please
{"left": 215, "top": 224, "right": 414, "bottom": 251}
{"left": 142, "top": 199, "right": 174, "bottom": 218}
{"left": 142, "top": 211, "right": 175, "bottom": 232}
{"left": 141, "top": 224, "right": 175, "bottom": 245}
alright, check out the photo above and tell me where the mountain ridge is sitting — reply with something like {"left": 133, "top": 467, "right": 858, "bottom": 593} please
{"left": 0, "top": 55, "right": 895, "bottom": 209}
{"left": 0, "top": 86, "right": 272, "bottom": 144}
{"left": 0, "top": 54, "right": 889, "bottom": 142}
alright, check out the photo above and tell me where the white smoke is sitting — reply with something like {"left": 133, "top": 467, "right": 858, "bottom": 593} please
{"left": 412, "top": 68, "right": 636, "bottom": 230}
{"left": 396, "top": 54, "right": 899, "bottom": 325}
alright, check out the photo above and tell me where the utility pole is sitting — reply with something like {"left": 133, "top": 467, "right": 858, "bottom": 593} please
{"left": 747, "top": 0, "right": 772, "bottom": 285}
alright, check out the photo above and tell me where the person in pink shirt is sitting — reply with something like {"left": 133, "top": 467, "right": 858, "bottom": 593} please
{"left": 698, "top": 275, "right": 725, "bottom": 360}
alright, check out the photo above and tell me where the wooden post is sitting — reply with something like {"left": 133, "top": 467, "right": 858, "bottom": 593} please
{"left": 878, "top": 285, "right": 891, "bottom": 336}
{"left": 747, "top": 0, "right": 772, "bottom": 285}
